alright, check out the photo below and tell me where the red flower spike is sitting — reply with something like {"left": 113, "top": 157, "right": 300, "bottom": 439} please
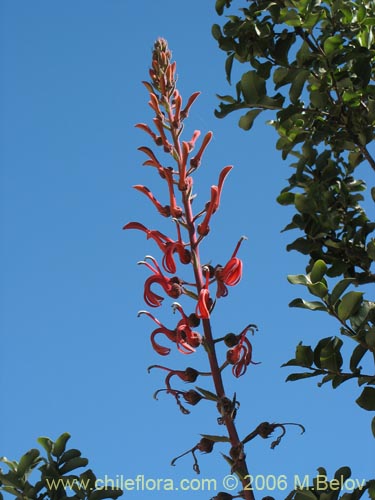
{"left": 197, "top": 187, "right": 218, "bottom": 237}
{"left": 195, "top": 269, "right": 212, "bottom": 319}
{"left": 190, "top": 131, "right": 213, "bottom": 170}
{"left": 162, "top": 168, "right": 183, "bottom": 218}
{"left": 138, "top": 256, "right": 183, "bottom": 307}
{"left": 215, "top": 237, "right": 246, "bottom": 298}
{"left": 181, "top": 91, "right": 201, "bottom": 120}
{"left": 133, "top": 185, "right": 170, "bottom": 217}
{"left": 226, "top": 324, "right": 260, "bottom": 378}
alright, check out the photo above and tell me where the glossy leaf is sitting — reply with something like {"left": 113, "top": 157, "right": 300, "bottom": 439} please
{"left": 337, "top": 292, "right": 364, "bottom": 321}
{"left": 289, "top": 298, "right": 327, "bottom": 311}
{"left": 52, "top": 433, "right": 71, "bottom": 458}
{"left": 241, "top": 71, "right": 266, "bottom": 105}
{"left": 310, "top": 260, "right": 327, "bottom": 284}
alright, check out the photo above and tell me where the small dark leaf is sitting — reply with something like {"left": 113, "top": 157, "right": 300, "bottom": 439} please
{"left": 239, "top": 109, "right": 263, "bottom": 130}
{"left": 356, "top": 387, "right": 375, "bottom": 411}
{"left": 286, "top": 372, "right": 320, "bottom": 382}
{"left": 59, "top": 457, "right": 88, "bottom": 475}
{"left": 350, "top": 344, "right": 367, "bottom": 373}
{"left": 89, "top": 489, "right": 123, "bottom": 500}
{"left": 200, "top": 434, "right": 230, "bottom": 443}
{"left": 372, "top": 416, "right": 375, "bottom": 438}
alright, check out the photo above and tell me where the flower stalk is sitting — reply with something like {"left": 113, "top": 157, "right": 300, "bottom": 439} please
{"left": 124, "top": 38, "right": 303, "bottom": 500}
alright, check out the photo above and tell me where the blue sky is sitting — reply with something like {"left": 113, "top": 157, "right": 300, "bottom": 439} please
{"left": 1, "top": 2, "right": 374, "bottom": 499}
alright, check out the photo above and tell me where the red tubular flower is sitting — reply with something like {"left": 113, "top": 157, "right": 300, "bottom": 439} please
{"left": 137, "top": 146, "right": 165, "bottom": 178}
{"left": 153, "top": 117, "right": 172, "bottom": 153}
{"left": 181, "top": 91, "right": 201, "bottom": 120}
{"left": 123, "top": 222, "right": 190, "bottom": 274}
{"left": 162, "top": 167, "right": 183, "bottom": 218}
{"left": 215, "top": 237, "right": 246, "bottom": 298}
{"left": 138, "top": 256, "right": 183, "bottom": 307}
{"left": 197, "top": 166, "right": 232, "bottom": 236}
{"left": 190, "top": 131, "right": 212, "bottom": 170}
{"left": 135, "top": 123, "right": 162, "bottom": 146}
{"left": 133, "top": 185, "right": 170, "bottom": 217}
{"left": 212, "top": 165, "right": 232, "bottom": 213}
{"left": 226, "top": 325, "right": 259, "bottom": 378}
{"left": 172, "top": 302, "right": 202, "bottom": 350}
{"left": 148, "top": 365, "right": 200, "bottom": 390}
{"left": 197, "top": 187, "right": 218, "bottom": 236}
{"left": 195, "top": 269, "right": 212, "bottom": 319}
{"left": 138, "top": 310, "right": 198, "bottom": 355}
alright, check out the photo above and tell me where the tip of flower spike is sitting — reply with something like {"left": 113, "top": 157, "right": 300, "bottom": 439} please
{"left": 137, "top": 310, "right": 148, "bottom": 317}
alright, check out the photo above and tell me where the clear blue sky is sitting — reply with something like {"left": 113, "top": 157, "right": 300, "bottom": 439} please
{"left": 1, "top": 2, "right": 374, "bottom": 499}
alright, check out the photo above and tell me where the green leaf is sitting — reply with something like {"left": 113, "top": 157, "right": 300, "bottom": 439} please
{"left": 215, "top": 0, "right": 230, "bottom": 15}
{"left": 239, "top": 109, "right": 263, "bottom": 130}
{"left": 277, "top": 192, "right": 295, "bottom": 205}
{"left": 16, "top": 449, "right": 40, "bottom": 477}
{"left": 307, "top": 282, "right": 328, "bottom": 299}
{"left": 372, "top": 416, "right": 375, "bottom": 438}
{"left": 289, "top": 69, "right": 309, "bottom": 104}
{"left": 334, "top": 466, "right": 351, "bottom": 482}
{"left": 330, "top": 279, "right": 355, "bottom": 305}
{"left": 287, "top": 274, "right": 310, "bottom": 285}
{"left": 225, "top": 53, "right": 235, "bottom": 84}
{"left": 310, "top": 260, "right": 327, "bottom": 284}
{"left": 314, "top": 337, "right": 343, "bottom": 371}
{"left": 200, "top": 434, "right": 230, "bottom": 443}
{"left": 195, "top": 387, "right": 218, "bottom": 402}
{"left": 367, "top": 239, "right": 375, "bottom": 261}
{"left": 350, "top": 344, "right": 367, "bottom": 373}
{"left": 294, "top": 490, "right": 317, "bottom": 500}
{"left": 323, "top": 35, "right": 343, "bottom": 55}
{"left": 211, "top": 24, "right": 222, "bottom": 41}
{"left": 337, "top": 292, "right": 364, "bottom": 321}
{"left": 296, "top": 343, "right": 314, "bottom": 366}
{"left": 59, "top": 449, "right": 82, "bottom": 464}
{"left": 240, "top": 71, "right": 266, "bottom": 105}
{"left": 356, "top": 387, "right": 375, "bottom": 411}
{"left": 286, "top": 372, "right": 320, "bottom": 382}
{"left": 52, "top": 433, "right": 71, "bottom": 458}
{"left": 37, "top": 437, "right": 53, "bottom": 454}
{"left": 289, "top": 298, "right": 327, "bottom": 311}
{"left": 371, "top": 187, "right": 375, "bottom": 202}
{"left": 89, "top": 489, "right": 123, "bottom": 500}
{"left": 59, "top": 457, "right": 89, "bottom": 475}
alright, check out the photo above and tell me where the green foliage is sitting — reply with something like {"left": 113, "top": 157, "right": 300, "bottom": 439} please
{"left": 0, "top": 434, "right": 123, "bottom": 500}
{"left": 213, "top": 0, "right": 375, "bottom": 440}
{"left": 287, "top": 465, "right": 373, "bottom": 500}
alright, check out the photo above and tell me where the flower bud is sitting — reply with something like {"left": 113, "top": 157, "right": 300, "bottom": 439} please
{"left": 184, "top": 367, "right": 199, "bottom": 382}
{"left": 197, "top": 438, "right": 214, "bottom": 453}
{"left": 188, "top": 313, "right": 200, "bottom": 328}
{"left": 224, "top": 333, "right": 239, "bottom": 347}
{"left": 211, "top": 493, "right": 234, "bottom": 500}
{"left": 183, "top": 390, "right": 203, "bottom": 406}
